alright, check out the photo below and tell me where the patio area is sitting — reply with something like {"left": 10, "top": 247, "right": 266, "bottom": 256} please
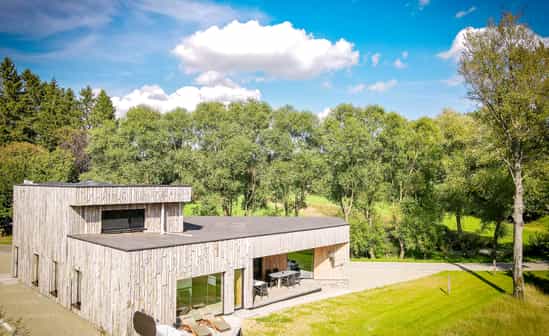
{"left": 252, "top": 279, "right": 322, "bottom": 308}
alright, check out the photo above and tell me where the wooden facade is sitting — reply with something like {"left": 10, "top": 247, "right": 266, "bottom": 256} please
{"left": 12, "top": 184, "right": 349, "bottom": 336}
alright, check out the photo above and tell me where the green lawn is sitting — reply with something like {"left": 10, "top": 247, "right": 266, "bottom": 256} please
{"left": 243, "top": 271, "right": 549, "bottom": 336}
{"left": 0, "top": 235, "right": 12, "bottom": 245}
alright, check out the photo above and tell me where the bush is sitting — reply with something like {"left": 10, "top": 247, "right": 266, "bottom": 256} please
{"left": 526, "top": 233, "right": 549, "bottom": 259}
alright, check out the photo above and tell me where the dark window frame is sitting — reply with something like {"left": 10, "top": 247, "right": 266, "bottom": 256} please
{"left": 101, "top": 209, "right": 145, "bottom": 233}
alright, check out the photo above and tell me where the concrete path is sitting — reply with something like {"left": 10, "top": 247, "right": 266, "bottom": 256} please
{"left": 237, "top": 261, "right": 549, "bottom": 318}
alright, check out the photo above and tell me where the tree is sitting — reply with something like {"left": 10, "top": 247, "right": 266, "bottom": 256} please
{"left": 436, "top": 109, "right": 479, "bottom": 235}
{"left": 460, "top": 13, "right": 549, "bottom": 299}
{"left": 322, "top": 104, "right": 385, "bottom": 223}
{"left": 0, "top": 142, "right": 74, "bottom": 220}
{"left": 0, "top": 57, "right": 24, "bottom": 144}
{"left": 79, "top": 86, "right": 96, "bottom": 130}
{"left": 89, "top": 89, "right": 115, "bottom": 128}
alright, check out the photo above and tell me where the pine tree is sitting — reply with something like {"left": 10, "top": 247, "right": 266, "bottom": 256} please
{"left": 89, "top": 89, "right": 115, "bottom": 128}
{"left": 0, "top": 57, "right": 24, "bottom": 144}
{"left": 79, "top": 85, "right": 95, "bottom": 129}
{"left": 20, "top": 69, "right": 44, "bottom": 143}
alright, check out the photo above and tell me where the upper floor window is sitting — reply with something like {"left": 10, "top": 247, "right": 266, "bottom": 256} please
{"left": 101, "top": 209, "right": 145, "bottom": 233}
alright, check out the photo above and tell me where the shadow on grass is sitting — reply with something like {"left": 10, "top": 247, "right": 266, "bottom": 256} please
{"left": 524, "top": 272, "right": 549, "bottom": 294}
{"left": 451, "top": 263, "right": 506, "bottom": 293}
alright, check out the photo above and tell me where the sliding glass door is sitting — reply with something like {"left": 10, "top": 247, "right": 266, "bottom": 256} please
{"left": 176, "top": 273, "right": 223, "bottom": 316}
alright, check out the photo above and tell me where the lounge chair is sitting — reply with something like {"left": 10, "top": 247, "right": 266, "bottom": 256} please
{"left": 203, "top": 313, "right": 231, "bottom": 332}
{"left": 181, "top": 317, "right": 212, "bottom": 336}
{"left": 133, "top": 310, "right": 156, "bottom": 336}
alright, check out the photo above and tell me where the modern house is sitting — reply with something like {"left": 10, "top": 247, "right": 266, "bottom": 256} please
{"left": 11, "top": 182, "right": 349, "bottom": 336}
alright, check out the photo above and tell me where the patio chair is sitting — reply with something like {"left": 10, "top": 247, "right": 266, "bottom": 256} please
{"left": 294, "top": 271, "right": 302, "bottom": 286}
{"left": 254, "top": 283, "right": 268, "bottom": 297}
{"left": 267, "top": 274, "right": 277, "bottom": 287}
{"left": 282, "top": 273, "right": 296, "bottom": 287}
{"left": 181, "top": 317, "right": 212, "bottom": 336}
{"left": 203, "top": 313, "right": 231, "bottom": 332}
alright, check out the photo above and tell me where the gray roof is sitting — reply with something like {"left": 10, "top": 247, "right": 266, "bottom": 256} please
{"left": 16, "top": 181, "right": 191, "bottom": 188}
{"left": 68, "top": 216, "right": 347, "bottom": 252}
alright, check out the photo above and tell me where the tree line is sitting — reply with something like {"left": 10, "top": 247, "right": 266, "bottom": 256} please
{"left": 0, "top": 13, "right": 547, "bottom": 299}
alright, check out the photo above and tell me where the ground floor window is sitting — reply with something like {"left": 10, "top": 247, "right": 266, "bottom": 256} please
{"left": 72, "top": 269, "right": 82, "bottom": 310}
{"left": 234, "top": 269, "right": 243, "bottom": 310}
{"left": 176, "top": 273, "right": 223, "bottom": 316}
{"left": 32, "top": 253, "right": 39, "bottom": 286}
{"left": 50, "top": 261, "right": 58, "bottom": 297}
{"left": 288, "top": 249, "right": 314, "bottom": 279}
{"left": 13, "top": 246, "right": 18, "bottom": 278}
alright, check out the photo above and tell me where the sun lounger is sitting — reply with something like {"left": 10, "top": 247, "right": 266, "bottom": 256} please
{"left": 181, "top": 317, "right": 211, "bottom": 336}
{"left": 203, "top": 313, "right": 231, "bottom": 332}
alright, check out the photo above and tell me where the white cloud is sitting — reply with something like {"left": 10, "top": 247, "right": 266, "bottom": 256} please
{"left": 393, "top": 58, "right": 407, "bottom": 69}
{"left": 173, "top": 20, "right": 359, "bottom": 79}
{"left": 455, "top": 6, "right": 476, "bottom": 19}
{"left": 371, "top": 53, "right": 381, "bottom": 67}
{"left": 441, "top": 75, "right": 464, "bottom": 86}
{"left": 437, "top": 27, "right": 485, "bottom": 61}
{"left": 136, "top": 0, "right": 265, "bottom": 27}
{"left": 0, "top": 0, "right": 116, "bottom": 38}
{"left": 367, "top": 79, "right": 397, "bottom": 92}
{"left": 438, "top": 26, "right": 549, "bottom": 61}
{"left": 322, "top": 81, "right": 333, "bottom": 89}
{"left": 194, "top": 71, "right": 238, "bottom": 88}
{"left": 348, "top": 83, "right": 366, "bottom": 94}
{"left": 318, "top": 107, "right": 331, "bottom": 120}
{"left": 401, "top": 51, "right": 409, "bottom": 59}
{"left": 112, "top": 84, "right": 260, "bottom": 118}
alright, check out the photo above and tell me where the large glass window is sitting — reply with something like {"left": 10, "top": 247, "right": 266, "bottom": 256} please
{"left": 176, "top": 273, "right": 223, "bottom": 317}
{"left": 287, "top": 249, "right": 314, "bottom": 279}
{"left": 32, "top": 253, "right": 39, "bottom": 286}
{"left": 101, "top": 209, "right": 145, "bottom": 233}
{"left": 234, "top": 269, "right": 243, "bottom": 310}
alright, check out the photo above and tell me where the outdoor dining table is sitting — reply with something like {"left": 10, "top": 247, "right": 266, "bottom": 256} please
{"left": 268, "top": 270, "right": 299, "bottom": 288}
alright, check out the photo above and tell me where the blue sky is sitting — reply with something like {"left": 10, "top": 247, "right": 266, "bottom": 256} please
{"left": 1, "top": 0, "right": 548, "bottom": 119}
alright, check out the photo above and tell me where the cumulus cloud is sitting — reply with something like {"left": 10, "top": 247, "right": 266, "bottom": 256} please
{"left": 194, "top": 70, "right": 238, "bottom": 88}
{"left": 401, "top": 51, "right": 409, "bottom": 59}
{"left": 455, "top": 6, "right": 476, "bottom": 19}
{"left": 371, "top": 53, "right": 381, "bottom": 67}
{"left": 348, "top": 83, "right": 366, "bottom": 94}
{"left": 438, "top": 26, "right": 549, "bottom": 61}
{"left": 172, "top": 20, "right": 359, "bottom": 79}
{"left": 393, "top": 58, "right": 407, "bottom": 69}
{"left": 437, "top": 27, "right": 485, "bottom": 61}
{"left": 419, "top": 0, "right": 430, "bottom": 10}
{"left": 136, "top": 0, "right": 265, "bottom": 27}
{"left": 0, "top": 0, "right": 116, "bottom": 37}
{"left": 368, "top": 79, "right": 397, "bottom": 92}
{"left": 112, "top": 84, "right": 260, "bottom": 117}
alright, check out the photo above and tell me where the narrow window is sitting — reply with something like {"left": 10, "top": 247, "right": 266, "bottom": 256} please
{"left": 32, "top": 253, "right": 39, "bottom": 287}
{"left": 13, "top": 246, "right": 18, "bottom": 278}
{"left": 50, "top": 261, "right": 58, "bottom": 297}
{"left": 72, "top": 269, "right": 82, "bottom": 310}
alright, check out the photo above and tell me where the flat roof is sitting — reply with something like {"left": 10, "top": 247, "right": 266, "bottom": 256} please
{"left": 16, "top": 181, "right": 191, "bottom": 188}
{"left": 68, "top": 216, "right": 348, "bottom": 252}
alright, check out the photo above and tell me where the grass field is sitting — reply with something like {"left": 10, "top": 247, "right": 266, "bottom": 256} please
{"left": 243, "top": 270, "right": 549, "bottom": 336}
{"left": 0, "top": 235, "right": 12, "bottom": 245}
